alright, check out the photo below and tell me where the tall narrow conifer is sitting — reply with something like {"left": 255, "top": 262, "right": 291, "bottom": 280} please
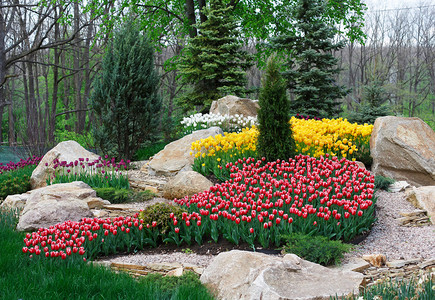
{"left": 257, "top": 56, "right": 296, "bottom": 162}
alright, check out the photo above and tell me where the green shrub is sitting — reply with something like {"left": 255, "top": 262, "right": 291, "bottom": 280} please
{"left": 139, "top": 203, "right": 187, "bottom": 234}
{"left": 95, "top": 188, "right": 156, "bottom": 204}
{"left": 95, "top": 187, "right": 131, "bottom": 204}
{"left": 0, "top": 167, "right": 34, "bottom": 200}
{"left": 280, "top": 233, "right": 353, "bottom": 266}
{"left": 134, "top": 141, "right": 168, "bottom": 161}
{"left": 129, "top": 190, "right": 156, "bottom": 202}
{"left": 374, "top": 175, "right": 395, "bottom": 191}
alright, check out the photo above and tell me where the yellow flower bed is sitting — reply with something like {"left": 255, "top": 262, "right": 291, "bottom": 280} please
{"left": 191, "top": 118, "right": 372, "bottom": 160}
{"left": 190, "top": 127, "right": 258, "bottom": 158}
{"left": 290, "top": 117, "right": 373, "bottom": 159}
{"left": 190, "top": 118, "right": 373, "bottom": 180}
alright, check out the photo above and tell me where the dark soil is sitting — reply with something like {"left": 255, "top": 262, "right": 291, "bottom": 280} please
{"left": 108, "top": 238, "right": 282, "bottom": 258}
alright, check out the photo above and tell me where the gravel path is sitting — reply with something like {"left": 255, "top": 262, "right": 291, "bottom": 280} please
{"left": 343, "top": 190, "right": 435, "bottom": 262}
{"left": 99, "top": 190, "right": 435, "bottom": 268}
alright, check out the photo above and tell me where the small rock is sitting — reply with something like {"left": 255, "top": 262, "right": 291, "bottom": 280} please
{"left": 166, "top": 267, "right": 184, "bottom": 277}
{"left": 419, "top": 258, "right": 435, "bottom": 269}
{"left": 389, "top": 181, "right": 411, "bottom": 192}
{"left": 362, "top": 254, "right": 387, "bottom": 267}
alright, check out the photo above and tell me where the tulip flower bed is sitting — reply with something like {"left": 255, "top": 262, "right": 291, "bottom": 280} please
{"left": 0, "top": 156, "right": 41, "bottom": 175}
{"left": 48, "top": 156, "right": 130, "bottom": 189}
{"left": 174, "top": 155, "right": 376, "bottom": 248}
{"left": 191, "top": 127, "right": 258, "bottom": 181}
{"left": 21, "top": 214, "right": 161, "bottom": 262}
{"left": 21, "top": 155, "right": 375, "bottom": 262}
{"left": 191, "top": 117, "right": 373, "bottom": 181}
{"left": 181, "top": 112, "right": 257, "bottom": 135}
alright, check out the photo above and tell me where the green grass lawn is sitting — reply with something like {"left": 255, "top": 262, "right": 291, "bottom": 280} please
{"left": 0, "top": 210, "right": 215, "bottom": 300}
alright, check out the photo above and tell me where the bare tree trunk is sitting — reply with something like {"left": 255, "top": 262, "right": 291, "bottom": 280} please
{"left": 73, "top": 1, "right": 84, "bottom": 133}
{"left": 185, "top": 0, "right": 197, "bottom": 38}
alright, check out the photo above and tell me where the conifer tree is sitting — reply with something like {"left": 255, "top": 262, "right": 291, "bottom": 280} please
{"left": 271, "top": 0, "right": 349, "bottom": 119}
{"left": 178, "top": 0, "right": 253, "bottom": 112}
{"left": 257, "top": 56, "right": 296, "bottom": 162}
{"left": 89, "top": 20, "right": 161, "bottom": 160}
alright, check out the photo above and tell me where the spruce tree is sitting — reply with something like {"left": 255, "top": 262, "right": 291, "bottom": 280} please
{"left": 89, "top": 20, "right": 161, "bottom": 160}
{"left": 271, "top": 0, "right": 349, "bottom": 119}
{"left": 348, "top": 81, "right": 390, "bottom": 124}
{"left": 257, "top": 56, "right": 296, "bottom": 162}
{"left": 178, "top": 0, "right": 253, "bottom": 112}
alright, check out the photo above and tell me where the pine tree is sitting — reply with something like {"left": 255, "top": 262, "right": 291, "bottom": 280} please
{"left": 89, "top": 20, "right": 161, "bottom": 160}
{"left": 271, "top": 0, "right": 349, "bottom": 119}
{"left": 178, "top": 0, "right": 253, "bottom": 112}
{"left": 257, "top": 56, "right": 296, "bottom": 162}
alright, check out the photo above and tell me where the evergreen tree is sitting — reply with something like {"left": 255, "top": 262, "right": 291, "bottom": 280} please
{"left": 348, "top": 81, "right": 390, "bottom": 124}
{"left": 178, "top": 0, "right": 253, "bottom": 112}
{"left": 257, "top": 56, "right": 296, "bottom": 162}
{"left": 89, "top": 20, "right": 161, "bottom": 160}
{"left": 271, "top": 0, "right": 349, "bottom": 119}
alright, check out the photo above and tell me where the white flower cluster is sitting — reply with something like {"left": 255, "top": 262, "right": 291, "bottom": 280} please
{"left": 181, "top": 113, "right": 257, "bottom": 135}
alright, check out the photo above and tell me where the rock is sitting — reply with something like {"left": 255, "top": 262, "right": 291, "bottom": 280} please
{"left": 399, "top": 209, "right": 427, "bottom": 217}
{"left": 84, "top": 197, "right": 110, "bottom": 209}
{"left": 16, "top": 181, "right": 103, "bottom": 231}
{"left": 389, "top": 181, "right": 411, "bottom": 193}
{"left": 166, "top": 267, "right": 184, "bottom": 277}
{"left": 200, "top": 250, "right": 363, "bottom": 300}
{"left": 405, "top": 186, "right": 435, "bottom": 224}
{"left": 334, "top": 258, "right": 371, "bottom": 273}
{"left": 1, "top": 183, "right": 108, "bottom": 216}
{"left": 419, "top": 258, "right": 435, "bottom": 269}
{"left": 386, "top": 259, "right": 421, "bottom": 268}
{"left": 370, "top": 116, "right": 435, "bottom": 187}
{"left": 162, "top": 171, "right": 213, "bottom": 200}
{"left": 210, "top": 95, "right": 259, "bottom": 117}
{"left": 30, "top": 140, "right": 99, "bottom": 189}
{"left": 0, "top": 192, "right": 31, "bottom": 213}
{"left": 362, "top": 254, "right": 387, "bottom": 267}
{"left": 355, "top": 161, "right": 366, "bottom": 170}
{"left": 145, "top": 127, "right": 224, "bottom": 177}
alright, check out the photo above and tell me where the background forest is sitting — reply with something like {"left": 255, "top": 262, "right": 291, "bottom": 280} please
{"left": 0, "top": 0, "right": 434, "bottom": 162}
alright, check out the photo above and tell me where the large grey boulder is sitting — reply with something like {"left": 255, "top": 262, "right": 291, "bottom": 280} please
{"left": 144, "top": 127, "right": 224, "bottom": 177}
{"left": 370, "top": 116, "right": 435, "bottom": 187}
{"left": 405, "top": 186, "right": 435, "bottom": 224}
{"left": 162, "top": 171, "right": 214, "bottom": 200}
{"left": 30, "top": 140, "right": 99, "bottom": 189}
{"left": 16, "top": 181, "right": 109, "bottom": 231}
{"left": 210, "top": 95, "right": 259, "bottom": 117}
{"left": 200, "top": 250, "right": 363, "bottom": 300}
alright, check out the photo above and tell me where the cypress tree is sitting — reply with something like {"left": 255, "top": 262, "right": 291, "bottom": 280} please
{"left": 89, "top": 20, "right": 161, "bottom": 160}
{"left": 271, "top": 0, "right": 349, "bottom": 119}
{"left": 178, "top": 0, "right": 253, "bottom": 112}
{"left": 257, "top": 56, "right": 296, "bottom": 162}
